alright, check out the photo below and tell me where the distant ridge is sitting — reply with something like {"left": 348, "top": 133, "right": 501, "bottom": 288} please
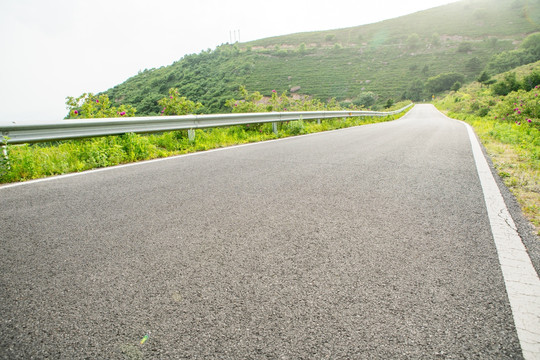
{"left": 103, "top": 0, "right": 540, "bottom": 115}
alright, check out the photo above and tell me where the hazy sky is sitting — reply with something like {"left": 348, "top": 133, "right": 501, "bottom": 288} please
{"left": 0, "top": 0, "right": 460, "bottom": 124}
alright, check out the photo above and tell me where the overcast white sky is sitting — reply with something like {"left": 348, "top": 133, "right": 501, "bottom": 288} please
{"left": 0, "top": 0, "right": 460, "bottom": 124}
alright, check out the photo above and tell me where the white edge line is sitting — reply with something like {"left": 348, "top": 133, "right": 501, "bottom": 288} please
{"left": 0, "top": 109, "right": 414, "bottom": 190}
{"left": 437, "top": 106, "right": 540, "bottom": 359}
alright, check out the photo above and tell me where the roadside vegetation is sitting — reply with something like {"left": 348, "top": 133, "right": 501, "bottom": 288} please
{"left": 435, "top": 61, "right": 540, "bottom": 235}
{"left": 0, "top": 89, "right": 411, "bottom": 185}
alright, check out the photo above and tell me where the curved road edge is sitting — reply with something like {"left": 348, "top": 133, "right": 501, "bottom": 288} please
{"left": 436, "top": 105, "right": 540, "bottom": 359}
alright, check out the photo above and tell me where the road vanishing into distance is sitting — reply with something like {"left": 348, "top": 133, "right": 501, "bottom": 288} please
{"left": 1, "top": 104, "right": 539, "bottom": 359}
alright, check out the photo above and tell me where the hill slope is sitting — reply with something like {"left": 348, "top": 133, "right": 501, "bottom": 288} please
{"left": 103, "top": 0, "right": 540, "bottom": 115}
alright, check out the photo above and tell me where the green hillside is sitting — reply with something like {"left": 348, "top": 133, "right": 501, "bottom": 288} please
{"left": 102, "top": 0, "right": 540, "bottom": 116}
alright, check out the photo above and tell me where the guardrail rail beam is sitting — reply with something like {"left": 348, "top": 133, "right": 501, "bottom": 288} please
{"left": 0, "top": 104, "right": 413, "bottom": 145}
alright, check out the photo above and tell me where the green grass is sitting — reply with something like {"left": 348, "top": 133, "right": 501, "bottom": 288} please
{"left": 447, "top": 113, "right": 539, "bottom": 234}
{"left": 435, "top": 63, "right": 540, "bottom": 234}
{"left": 0, "top": 102, "right": 411, "bottom": 185}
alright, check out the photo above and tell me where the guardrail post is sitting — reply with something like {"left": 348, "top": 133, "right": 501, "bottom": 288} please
{"left": 0, "top": 142, "right": 9, "bottom": 174}
{"left": 188, "top": 129, "right": 195, "bottom": 141}
{"left": 272, "top": 122, "right": 278, "bottom": 134}
{"left": 317, "top": 119, "right": 321, "bottom": 125}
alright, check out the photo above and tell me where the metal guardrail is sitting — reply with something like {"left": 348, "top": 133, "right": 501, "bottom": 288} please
{"left": 0, "top": 104, "right": 413, "bottom": 145}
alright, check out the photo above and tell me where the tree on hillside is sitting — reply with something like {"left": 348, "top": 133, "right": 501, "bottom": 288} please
{"left": 522, "top": 71, "right": 540, "bottom": 91}
{"left": 431, "top": 33, "right": 440, "bottom": 46}
{"left": 466, "top": 57, "right": 483, "bottom": 74}
{"left": 403, "top": 80, "right": 425, "bottom": 102}
{"left": 450, "top": 81, "right": 462, "bottom": 92}
{"left": 407, "top": 33, "right": 421, "bottom": 49}
{"left": 325, "top": 34, "right": 336, "bottom": 42}
{"left": 485, "top": 33, "right": 540, "bottom": 75}
{"left": 457, "top": 42, "right": 473, "bottom": 53}
{"left": 477, "top": 71, "right": 494, "bottom": 87}
{"left": 486, "top": 49, "right": 534, "bottom": 74}
{"left": 491, "top": 72, "right": 520, "bottom": 96}
{"left": 425, "top": 72, "right": 465, "bottom": 94}
{"left": 353, "top": 92, "right": 378, "bottom": 108}
{"left": 521, "top": 32, "right": 540, "bottom": 59}
{"left": 485, "top": 37, "right": 498, "bottom": 49}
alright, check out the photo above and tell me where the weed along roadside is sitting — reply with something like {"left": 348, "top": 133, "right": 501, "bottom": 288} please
{"left": 435, "top": 61, "right": 540, "bottom": 236}
{"left": 0, "top": 94, "right": 412, "bottom": 185}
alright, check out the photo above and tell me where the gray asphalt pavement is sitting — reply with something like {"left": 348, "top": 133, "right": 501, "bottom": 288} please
{"left": 1, "top": 104, "right": 535, "bottom": 358}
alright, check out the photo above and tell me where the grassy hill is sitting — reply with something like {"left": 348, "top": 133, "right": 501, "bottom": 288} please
{"left": 102, "top": 0, "right": 540, "bottom": 116}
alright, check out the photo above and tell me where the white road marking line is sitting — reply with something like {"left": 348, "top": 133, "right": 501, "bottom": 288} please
{"left": 463, "top": 121, "right": 540, "bottom": 359}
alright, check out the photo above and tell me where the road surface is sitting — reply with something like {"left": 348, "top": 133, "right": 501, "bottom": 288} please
{"left": 1, "top": 104, "right": 538, "bottom": 359}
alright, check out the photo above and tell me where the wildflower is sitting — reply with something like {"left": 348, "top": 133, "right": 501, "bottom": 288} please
{"left": 170, "top": 96, "right": 173, "bottom": 99}
{"left": 120, "top": 111, "right": 126, "bottom": 116}
{"left": 527, "top": 119, "right": 532, "bottom": 123}
{"left": 73, "top": 110, "right": 78, "bottom": 115}
{"left": 96, "top": 99, "right": 99, "bottom": 103}
{"left": 515, "top": 121, "right": 521, "bottom": 125}
{"left": 272, "top": 90, "right": 277, "bottom": 93}
{"left": 518, "top": 110, "right": 521, "bottom": 114}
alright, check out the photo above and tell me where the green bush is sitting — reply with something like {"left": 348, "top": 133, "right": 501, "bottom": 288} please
{"left": 426, "top": 72, "right": 465, "bottom": 94}
{"left": 66, "top": 93, "right": 136, "bottom": 119}
{"left": 486, "top": 49, "right": 534, "bottom": 75}
{"left": 403, "top": 80, "right": 425, "bottom": 102}
{"left": 457, "top": 42, "right": 473, "bottom": 53}
{"left": 282, "top": 120, "right": 306, "bottom": 135}
{"left": 158, "top": 88, "right": 203, "bottom": 115}
{"left": 520, "top": 32, "right": 540, "bottom": 59}
{"left": 451, "top": 81, "right": 462, "bottom": 92}
{"left": 522, "top": 72, "right": 540, "bottom": 91}
{"left": 353, "top": 92, "right": 378, "bottom": 108}
{"left": 407, "top": 33, "right": 420, "bottom": 49}
{"left": 492, "top": 72, "right": 521, "bottom": 95}
{"left": 484, "top": 34, "right": 540, "bottom": 75}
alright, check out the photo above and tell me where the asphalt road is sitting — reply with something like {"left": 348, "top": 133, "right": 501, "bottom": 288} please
{"left": 1, "top": 105, "right": 537, "bottom": 359}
